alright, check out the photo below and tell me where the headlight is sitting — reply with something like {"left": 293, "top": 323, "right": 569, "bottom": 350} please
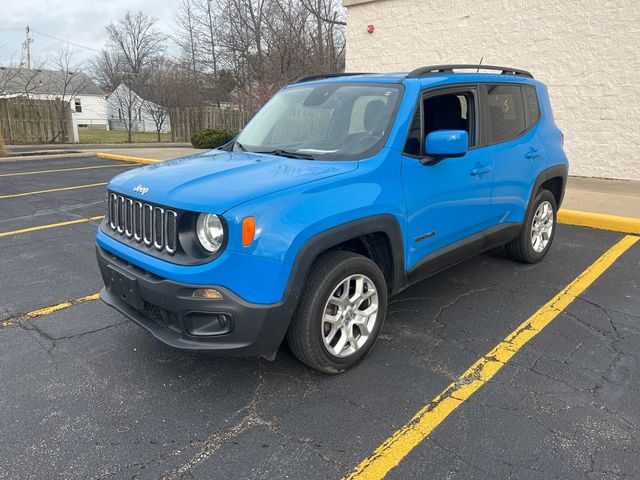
{"left": 196, "top": 214, "right": 224, "bottom": 253}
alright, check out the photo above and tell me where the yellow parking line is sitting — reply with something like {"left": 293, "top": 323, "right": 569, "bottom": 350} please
{"left": 0, "top": 182, "right": 107, "bottom": 199}
{"left": 96, "top": 152, "right": 159, "bottom": 164}
{"left": 345, "top": 234, "right": 640, "bottom": 480}
{"left": 0, "top": 215, "right": 104, "bottom": 238}
{"left": 0, "top": 164, "right": 128, "bottom": 177}
{"left": 1, "top": 293, "right": 100, "bottom": 328}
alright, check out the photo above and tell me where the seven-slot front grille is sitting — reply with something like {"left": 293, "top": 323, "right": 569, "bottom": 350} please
{"left": 108, "top": 192, "right": 178, "bottom": 254}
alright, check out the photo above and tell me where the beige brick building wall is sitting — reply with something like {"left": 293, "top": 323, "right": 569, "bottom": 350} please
{"left": 343, "top": 0, "right": 640, "bottom": 181}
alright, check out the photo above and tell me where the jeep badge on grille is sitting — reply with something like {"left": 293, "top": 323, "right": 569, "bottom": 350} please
{"left": 133, "top": 184, "right": 149, "bottom": 195}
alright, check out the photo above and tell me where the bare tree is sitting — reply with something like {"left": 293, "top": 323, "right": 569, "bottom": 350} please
{"left": 141, "top": 60, "right": 179, "bottom": 141}
{"left": 92, "top": 10, "right": 166, "bottom": 142}
{"left": 49, "top": 45, "right": 90, "bottom": 142}
{"left": 90, "top": 50, "right": 126, "bottom": 92}
{"left": 106, "top": 11, "right": 166, "bottom": 75}
{"left": 88, "top": 1, "right": 346, "bottom": 139}
{"left": 174, "top": 0, "right": 201, "bottom": 85}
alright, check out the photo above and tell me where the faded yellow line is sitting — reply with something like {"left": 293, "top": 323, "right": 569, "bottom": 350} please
{"left": 345, "top": 234, "right": 640, "bottom": 480}
{"left": 0, "top": 182, "right": 107, "bottom": 199}
{"left": 0, "top": 164, "right": 128, "bottom": 177}
{"left": 96, "top": 152, "right": 159, "bottom": 164}
{"left": 1, "top": 293, "right": 100, "bottom": 328}
{"left": 558, "top": 209, "right": 640, "bottom": 235}
{"left": 0, "top": 215, "right": 104, "bottom": 237}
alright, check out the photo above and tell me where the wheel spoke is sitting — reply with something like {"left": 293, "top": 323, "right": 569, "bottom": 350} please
{"left": 349, "top": 276, "right": 365, "bottom": 303}
{"left": 357, "top": 288, "right": 375, "bottom": 307}
{"left": 332, "top": 280, "right": 350, "bottom": 306}
{"left": 346, "top": 324, "right": 358, "bottom": 348}
{"left": 333, "top": 329, "right": 348, "bottom": 353}
{"left": 353, "top": 315, "right": 371, "bottom": 336}
{"left": 359, "top": 302, "right": 378, "bottom": 317}
{"left": 325, "top": 324, "right": 340, "bottom": 344}
{"left": 323, "top": 309, "right": 339, "bottom": 324}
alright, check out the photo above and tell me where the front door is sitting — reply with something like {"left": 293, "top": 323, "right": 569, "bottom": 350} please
{"left": 401, "top": 86, "right": 494, "bottom": 271}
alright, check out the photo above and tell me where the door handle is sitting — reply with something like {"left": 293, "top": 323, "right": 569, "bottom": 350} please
{"left": 470, "top": 165, "right": 492, "bottom": 176}
{"left": 525, "top": 148, "right": 540, "bottom": 159}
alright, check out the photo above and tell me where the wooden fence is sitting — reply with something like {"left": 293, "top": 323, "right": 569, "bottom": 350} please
{"left": 169, "top": 106, "right": 249, "bottom": 141}
{"left": 0, "top": 98, "right": 72, "bottom": 144}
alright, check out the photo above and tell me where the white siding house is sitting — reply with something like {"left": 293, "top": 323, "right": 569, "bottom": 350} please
{"left": 342, "top": 0, "right": 640, "bottom": 181}
{"left": 0, "top": 67, "right": 108, "bottom": 130}
{"left": 71, "top": 95, "right": 109, "bottom": 130}
{"left": 107, "top": 83, "right": 171, "bottom": 134}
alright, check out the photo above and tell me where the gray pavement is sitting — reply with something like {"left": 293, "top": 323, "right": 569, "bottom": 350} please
{"left": 0, "top": 155, "right": 639, "bottom": 479}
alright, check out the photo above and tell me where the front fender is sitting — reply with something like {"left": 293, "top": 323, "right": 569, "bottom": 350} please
{"left": 225, "top": 152, "right": 407, "bottom": 296}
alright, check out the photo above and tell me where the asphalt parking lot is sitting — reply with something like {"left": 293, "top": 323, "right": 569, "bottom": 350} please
{"left": 1, "top": 155, "right": 639, "bottom": 480}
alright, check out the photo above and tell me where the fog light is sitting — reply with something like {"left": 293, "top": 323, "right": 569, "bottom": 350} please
{"left": 186, "top": 313, "right": 233, "bottom": 336}
{"left": 192, "top": 288, "right": 223, "bottom": 299}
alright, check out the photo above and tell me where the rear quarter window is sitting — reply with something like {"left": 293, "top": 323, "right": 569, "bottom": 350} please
{"left": 523, "top": 86, "right": 540, "bottom": 129}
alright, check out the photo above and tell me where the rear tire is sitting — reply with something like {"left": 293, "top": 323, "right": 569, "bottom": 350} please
{"left": 286, "top": 250, "right": 387, "bottom": 374}
{"left": 506, "top": 189, "right": 557, "bottom": 264}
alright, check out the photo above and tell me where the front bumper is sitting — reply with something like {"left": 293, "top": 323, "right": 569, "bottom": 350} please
{"left": 96, "top": 245, "right": 293, "bottom": 356}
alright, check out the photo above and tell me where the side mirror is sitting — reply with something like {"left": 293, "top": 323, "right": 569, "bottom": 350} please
{"left": 423, "top": 130, "right": 468, "bottom": 163}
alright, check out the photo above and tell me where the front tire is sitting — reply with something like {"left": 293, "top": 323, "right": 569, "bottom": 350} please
{"left": 286, "top": 250, "right": 388, "bottom": 374}
{"left": 506, "top": 189, "right": 557, "bottom": 263}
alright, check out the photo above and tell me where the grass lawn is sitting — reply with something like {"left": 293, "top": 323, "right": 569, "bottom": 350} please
{"left": 78, "top": 130, "right": 174, "bottom": 144}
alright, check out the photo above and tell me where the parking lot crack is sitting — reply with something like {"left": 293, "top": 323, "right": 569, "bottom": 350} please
{"left": 159, "top": 360, "right": 275, "bottom": 479}
{"left": 433, "top": 288, "right": 489, "bottom": 324}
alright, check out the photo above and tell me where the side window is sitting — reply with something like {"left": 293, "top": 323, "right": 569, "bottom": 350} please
{"left": 486, "top": 85, "right": 526, "bottom": 143}
{"left": 523, "top": 86, "right": 540, "bottom": 129}
{"left": 404, "top": 90, "right": 475, "bottom": 156}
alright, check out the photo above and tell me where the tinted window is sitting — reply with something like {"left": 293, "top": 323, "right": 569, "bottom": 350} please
{"left": 487, "top": 85, "right": 526, "bottom": 143}
{"left": 523, "top": 86, "right": 540, "bottom": 128}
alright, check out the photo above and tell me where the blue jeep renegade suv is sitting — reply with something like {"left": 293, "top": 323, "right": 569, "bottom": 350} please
{"left": 96, "top": 64, "right": 568, "bottom": 373}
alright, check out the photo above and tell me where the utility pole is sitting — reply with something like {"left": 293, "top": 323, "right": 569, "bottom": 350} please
{"left": 23, "top": 25, "right": 33, "bottom": 69}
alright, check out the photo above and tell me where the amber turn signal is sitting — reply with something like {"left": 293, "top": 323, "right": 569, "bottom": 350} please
{"left": 192, "top": 288, "right": 223, "bottom": 299}
{"left": 242, "top": 216, "right": 256, "bottom": 247}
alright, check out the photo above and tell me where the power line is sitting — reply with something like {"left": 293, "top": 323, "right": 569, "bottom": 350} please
{"left": 30, "top": 28, "right": 102, "bottom": 54}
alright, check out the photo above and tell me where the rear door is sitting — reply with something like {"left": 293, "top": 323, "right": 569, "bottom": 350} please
{"left": 483, "top": 84, "right": 546, "bottom": 224}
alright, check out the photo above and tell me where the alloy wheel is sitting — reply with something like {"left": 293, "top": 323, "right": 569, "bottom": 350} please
{"left": 321, "top": 274, "right": 379, "bottom": 358}
{"left": 531, "top": 200, "right": 554, "bottom": 253}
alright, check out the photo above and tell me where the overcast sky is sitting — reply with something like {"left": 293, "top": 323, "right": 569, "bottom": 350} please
{"left": 0, "top": 0, "right": 176, "bottom": 67}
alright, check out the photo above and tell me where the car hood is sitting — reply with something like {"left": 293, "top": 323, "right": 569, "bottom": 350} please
{"left": 108, "top": 150, "right": 358, "bottom": 213}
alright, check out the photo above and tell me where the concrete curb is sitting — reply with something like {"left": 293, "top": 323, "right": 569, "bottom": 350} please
{"left": 0, "top": 153, "right": 92, "bottom": 162}
{"left": 95, "top": 153, "right": 160, "bottom": 165}
{"left": 558, "top": 209, "right": 640, "bottom": 235}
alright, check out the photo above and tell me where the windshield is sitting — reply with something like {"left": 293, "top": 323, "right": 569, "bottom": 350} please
{"left": 234, "top": 83, "right": 402, "bottom": 160}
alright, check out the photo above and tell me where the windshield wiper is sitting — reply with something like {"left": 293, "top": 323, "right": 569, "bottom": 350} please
{"left": 255, "top": 149, "right": 315, "bottom": 160}
{"left": 233, "top": 140, "right": 247, "bottom": 151}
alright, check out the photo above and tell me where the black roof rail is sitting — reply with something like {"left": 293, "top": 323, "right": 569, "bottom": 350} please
{"left": 292, "top": 72, "right": 372, "bottom": 84}
{"left": 405, "top": 64, "right": 533, "bottom": 79}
